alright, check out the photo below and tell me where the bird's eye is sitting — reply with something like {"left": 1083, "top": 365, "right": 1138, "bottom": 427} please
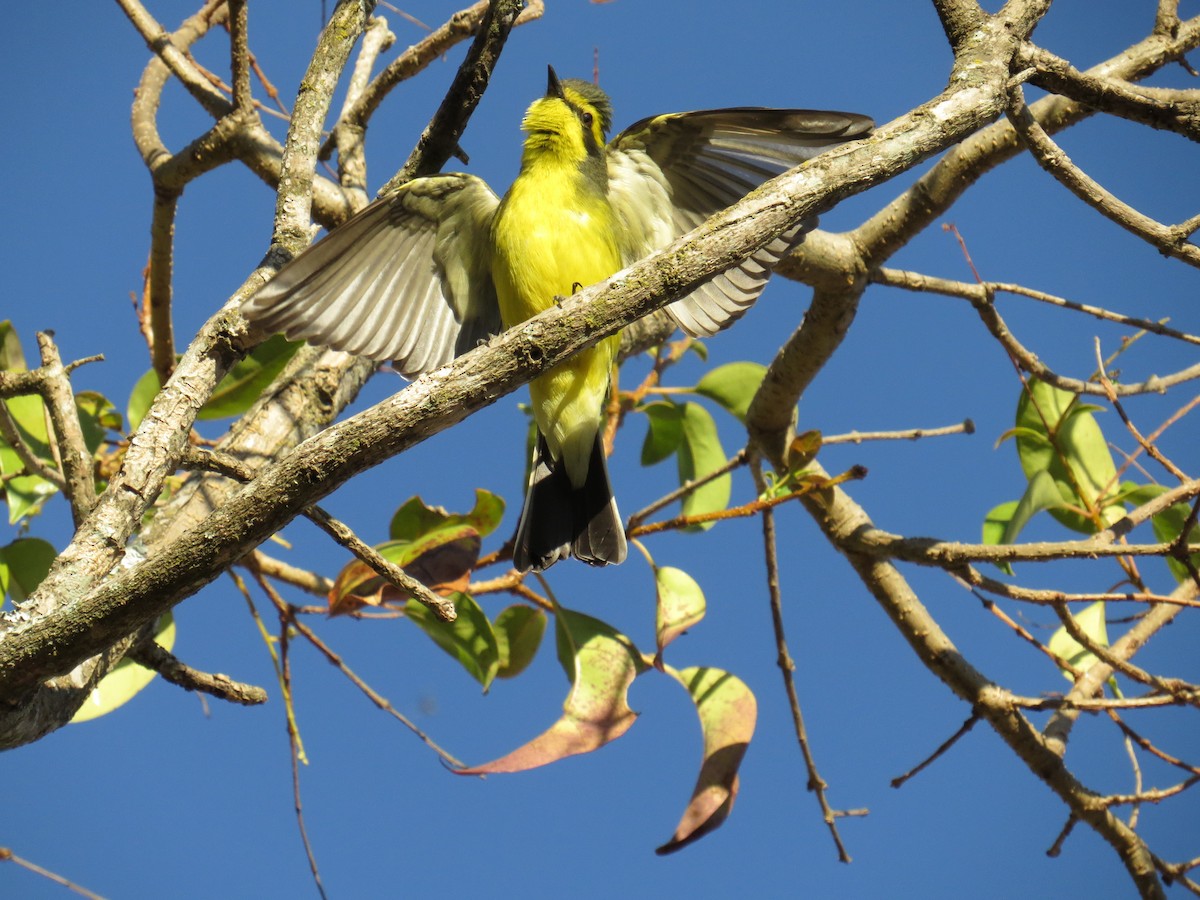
{"left": 581, "top": 111, "right": 593, "bottom": 127}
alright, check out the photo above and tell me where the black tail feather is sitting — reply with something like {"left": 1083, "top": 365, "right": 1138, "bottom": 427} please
{"left": 512, "top": 433, "right": 627, "bottom": 573}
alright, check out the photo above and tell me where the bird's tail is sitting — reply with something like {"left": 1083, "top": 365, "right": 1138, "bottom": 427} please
{"left": 512, "top": 432, "right": 627, "bottom": 573}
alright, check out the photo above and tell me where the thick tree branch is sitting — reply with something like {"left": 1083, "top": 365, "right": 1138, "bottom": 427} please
{"left": 1018, "top": 42, "right": 1200, "bottom": 143}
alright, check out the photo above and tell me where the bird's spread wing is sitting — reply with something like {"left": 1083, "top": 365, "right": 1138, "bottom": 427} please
{"left": 243, "top": 174, "right": 502, "bottom": 377}
{"left": 607, "top": 109, "right": 873, "bottom": 336}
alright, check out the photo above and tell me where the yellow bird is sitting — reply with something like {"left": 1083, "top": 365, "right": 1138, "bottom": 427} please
{"left": 244, "top": 67, "right": 870, "bottom": 572}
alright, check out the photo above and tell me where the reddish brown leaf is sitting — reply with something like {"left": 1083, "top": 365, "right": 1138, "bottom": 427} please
{"left": 327, "top": 527, "right": 480, "bottom": 616}
{"left": 456, "top": 608, "right": 643, "bottom": 774}
{"left": 657, "top": 667, "right": 757, "bottom": 854}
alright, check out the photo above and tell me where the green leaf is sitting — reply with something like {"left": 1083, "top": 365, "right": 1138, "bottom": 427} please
{"left": 0, "top": 537, "right": 57, "bottom": 605}
{"left": 72, "top": 613, "right": 176, "bottom": 723}
{"left": 694, "top": 362, "right": 767, "bottom": 423}
{"left": 654, "top": 566, "right": 706, "bottom": 663}
{"left": 493, "top": 604, "right": 547, "bottom": 679}
{"left": 677, "top": 402, "right": 731, "bottom": 529}
{"left": 200, "top": 334, "right": 302, "bottom": 420}
{"left": 1014, "top": 379, "right": 1121, "bottom": 534}
{"left": 640, "top": 400, "right": 684, "bottom": 466}
{"left": 0, "top": 321, "right": 27, "bottom": 372}
{"left": 0, "top": 394, "right": 58, "bottom": 523}
{"left": 389, "top": 489, "right": 505, "bottom": 542}
{"left": 1048, "top": 601, "right": 1108, "bottom": 682}
{"left": 126, "top": 368, "right": 161, "bottom": 433}
{"left": 981, "top": 501, "right": 1018, "bottom": 576}
{"left": 406, "top": 593, "right": 500, "bottom": 691}
{"left": 459, "top": 607, "right": 644, "bottom": 773}
{"left": 657, "top": 666, "right": 757, "bottom": 854}
{"left": 1002, "top": 469, "right": 1068, "bottom": 544}
{"left": 75, "top": 391, "right": 123, "bottom": 454}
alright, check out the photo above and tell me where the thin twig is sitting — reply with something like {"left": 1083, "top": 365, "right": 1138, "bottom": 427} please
{"left": 278, "top": 606, "right": 328, "bottom": 900}
{"left": 964, "top": 569, "right": 1200, "bottom": 609}
{"left": 1047, "top": 816, "right": 1078, "bottom": 858}
{"left": 629, "top": 465, "right": 866, "bottom": 538}
{"left": 252, "top": 552, "right": 334, "bottom": 597}
{"left": 1095, "top": 340, "right": 1189, "bottom": 483}
{"left": 874, "top": 267, "right": 1200, "bottom": 346}
{"left": 891, "top": 712, "right": 980, "bottom": 788}
{"left": 1009, "top": 692, "right": 1200, "bottom": 711}
{"left": 1049, "top": 600, "right": 1196, "bottom": 706}
{"left": 974, "top": 589, "right": 1084, "bottom": 676}
{"left": 1104, "top": 708, "right": 1200, "bottom": 776}
{"left": 385, "top": 0, "right": 529, "bottom": 190}
{"left": 0, "top": 847, "right": 107, "bottom": 900}
{"left": 752, "top": 458, "right": 855, "bottom": 863}
{"left": 874, "top": 268, "right": 1200, "bottom": 396}
{"left": 626, "top": 448, "right": 749, "bottom": 528}
{"left": 823, "top": 419, "right": 975, "bottom": 444}
{"left": 1102, "top": 775, "right": 1200, "bottom": 808}
{"left": 851, "top": 517, "right": 1200, "bottom": 565}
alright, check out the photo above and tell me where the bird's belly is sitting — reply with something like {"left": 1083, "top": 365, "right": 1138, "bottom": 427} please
{"left": 492, "top": 209, "right": 621, "bottom": 328}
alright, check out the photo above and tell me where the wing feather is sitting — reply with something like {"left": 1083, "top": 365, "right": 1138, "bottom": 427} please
{"left": 607, "top": 108, "right": 872, "bottom": 336}
{"left": 243, "top": 174, "right": 501, "bottom": 377}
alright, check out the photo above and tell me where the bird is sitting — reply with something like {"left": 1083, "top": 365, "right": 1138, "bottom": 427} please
{"left": 243, "top": 66, "right": 871, "bottom": 572}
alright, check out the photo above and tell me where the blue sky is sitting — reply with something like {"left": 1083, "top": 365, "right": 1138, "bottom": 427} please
{"left": 3, "top": 1, "right": 1199, "bottom": 897}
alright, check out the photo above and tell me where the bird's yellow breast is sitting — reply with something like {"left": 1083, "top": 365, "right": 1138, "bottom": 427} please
{"left": 490, "top": 164, "right": 622, "bottom": 327}
{"left": 489, "top": 161, "right": 623, "bottom": 485}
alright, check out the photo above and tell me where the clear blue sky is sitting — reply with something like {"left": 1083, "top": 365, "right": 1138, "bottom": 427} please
{"left": 3, "top": 1, "right": 1199, "bottom": 897}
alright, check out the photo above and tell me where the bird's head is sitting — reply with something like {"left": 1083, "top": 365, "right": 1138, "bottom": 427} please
{"left": 519, "top": 66, "right": 613, "bottom": 165}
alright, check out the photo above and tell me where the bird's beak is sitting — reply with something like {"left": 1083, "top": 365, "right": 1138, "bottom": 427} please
{"left": 546, "top": 65, "right": 565, "bottom": 100}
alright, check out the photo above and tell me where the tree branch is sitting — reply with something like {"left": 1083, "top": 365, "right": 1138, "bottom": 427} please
{"left": 1006, "top": 83, "right": 1200, "bottom": 267}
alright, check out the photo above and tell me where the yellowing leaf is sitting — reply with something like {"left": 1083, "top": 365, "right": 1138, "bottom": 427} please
{"left": 788, "top": 429, "right": 823, "bottom": 470}
{"left": 389, "top": 489, "right": 505, "bottom": 541}
{"left": 657, "top": 666, "right": 757, "bottom": 854}
{"left": 1048, "top": 601, "right": 1108, "bottom": 681}
{"left": 456, "top": 608, "right": 644, "bottom": 774}
{"left": 72, "top": 613, "right": 176, "bottom": 723}
{"left": 654, "top": 566, "right": 706, "bottom": 666}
